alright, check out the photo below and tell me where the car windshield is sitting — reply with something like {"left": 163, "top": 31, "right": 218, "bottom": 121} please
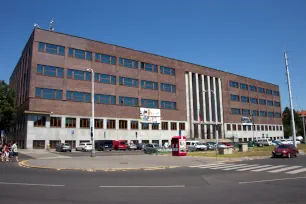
{"left": 278, "top": 145, "right": 289, "bottom": 148}
{"left": 120, "top": 142, "right": 125, "bottom": 145}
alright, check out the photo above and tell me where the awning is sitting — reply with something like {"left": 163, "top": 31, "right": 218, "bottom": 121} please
{"left": 24, "top": 110, "right": 52, "bottom": 115}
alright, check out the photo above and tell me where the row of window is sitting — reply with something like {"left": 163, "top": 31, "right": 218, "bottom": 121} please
{"left": 226, "top": 124, "right": 283, "bottom": 132}
{"left": 38, "top": 42, "right": 176, "bottom": 76}
{"left": 229, "top": 81, "right": 279, "bottom": 96}
{"left": 231, "top": 108, "right": 281, "bottom": 118}
{"left": 35, "top": 116, "right": 185, "bottom": 130}
{"left": 35, "top": 88, "right": 177, "bottom": 109}
{"left": 230, "top": 94, "right": 280, "bottom": 107}
{"left": 37, "top": 65, "right": 176, "bottom": 92}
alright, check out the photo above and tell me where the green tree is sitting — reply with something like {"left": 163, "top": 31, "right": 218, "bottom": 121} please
{"left": 0, "top": 80, "right": 16, "bottom": 133}
{"left": 282, "top": 106, "right": 303, "bottom": 137}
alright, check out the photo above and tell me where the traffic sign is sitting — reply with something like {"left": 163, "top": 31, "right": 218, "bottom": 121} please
{"left": 71, "top": 130, "right": 74, "bottom": 135}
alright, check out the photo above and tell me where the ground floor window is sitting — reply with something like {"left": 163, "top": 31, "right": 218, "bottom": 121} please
{"left": 152, "top": 140, "right": 159, "bottom": 145}
{"left": 142, "top": 140, "right": 149, "bottom": 144}
{"left": 33, "top": 140, "right": 45, "bottom": 149}
{"left": 130, "top": 140, "right": 138, "bottom": 144}
{"left": 65, "top": 140, "right": 76, "bottom": 148}
{"left": 49, "top": 140, "right": 61, "bottom": 149}
{"left": 80, "top": 140, "right": 90, "bottom": 144}
{"left": 162, "top": 140, "right": 169, "bottom": 146}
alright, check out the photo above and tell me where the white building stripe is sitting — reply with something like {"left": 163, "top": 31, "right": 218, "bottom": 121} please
{"left": 210, "top": 164, "right": 247, "bottom": 169}
{"left": 285, "top": 168, "right": 306, "bottom": 174}
{"left": 201, "top": 75, "right": 206, "bottom": 123}
{"left": 185, "top": 73, "right": 190, "bottom": 138}
{"left": 189, "top": 163, "right": 225, "bottom": 168}
{"left": 221, "top": 164, "right": 249, "bottom": 170}
{"left": 188, "top": 72, "right": 194, "bottom": 139}
{"left": 207, "top": 76, "right": 212, "bottom": 123}
{"left": 236, "top": 165, "right": 270, "bottom": 171}
{"left": 218, "top": 78, "right": 224, "bottom": 138}
{"left": 213, "top": 77, "right": 218, "bottom": 125}
{"left": 268, "top": 166, "right": 302, "bottom": 173}
{"left": 251, "top": 165, "right": 287, "bottom": 172}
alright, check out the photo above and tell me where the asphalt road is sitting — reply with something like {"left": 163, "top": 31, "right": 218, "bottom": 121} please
{"left": 1, "top": 156, "right": 306, "bottom": 204}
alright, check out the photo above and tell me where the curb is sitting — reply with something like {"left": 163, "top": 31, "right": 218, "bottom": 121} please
{"left": 18, "top": 160, "right": 181, "bottom": 172}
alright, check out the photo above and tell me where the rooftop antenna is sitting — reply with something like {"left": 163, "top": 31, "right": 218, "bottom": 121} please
{"left": 49, "top": 19, "right": 54, "bottom": 31}
{"left": 34, "top": 23, "right": 40, "bottom": 28}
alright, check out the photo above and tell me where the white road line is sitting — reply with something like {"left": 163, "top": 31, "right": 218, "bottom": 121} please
{"left": 286, "top": 168, "right": 306, "bottom": 174}
{"left": 236, "top": 165, "right": 269, "bottom": 171}
{"left": 222, "top": 164, "right": 249, "bottom": 170}
{"left": 197, "top": 164, "right": 228, "bottom": 169}
{"left": 189, "top": 163, "right": 224, "bottom": 168}
{"left": 99, "top": 185, "right": 185, "bottom": 188}
{"left": 268, "top": 166, "right": 303, "bottom": 173}
{"left": 0, "top": 182, "right": 65, "bottom": 187}
{"left": 251, "top": 165, "right": 287, "bottom": 172}
{"left": 210, "top": 164, "right": 245, "bottom": 169}
{"left": 239, "top": 176, "right": 306, "bottom": 184}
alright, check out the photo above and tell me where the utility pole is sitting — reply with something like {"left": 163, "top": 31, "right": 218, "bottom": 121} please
{"left": 284, "top": 51, "right": 297, "bottom": 147}
{"left": 87, "top": 68, "right": 95, "bottom": 157}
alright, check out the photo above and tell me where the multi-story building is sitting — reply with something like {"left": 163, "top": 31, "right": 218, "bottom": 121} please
{"left": 9, "top": 28, "right": 284, "bottom": 149}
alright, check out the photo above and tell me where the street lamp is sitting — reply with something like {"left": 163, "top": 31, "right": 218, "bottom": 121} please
{"left": 87, "top": 68, "right": 95, "bottom": 157}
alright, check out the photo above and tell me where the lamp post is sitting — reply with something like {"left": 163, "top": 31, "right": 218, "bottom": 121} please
{"left": 87, "top": 68, "right": 95, "bottom": 157}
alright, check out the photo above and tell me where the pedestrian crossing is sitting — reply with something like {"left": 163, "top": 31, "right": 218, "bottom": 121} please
{"left": 189, "top": 163, "right": 306, "bottom": 175}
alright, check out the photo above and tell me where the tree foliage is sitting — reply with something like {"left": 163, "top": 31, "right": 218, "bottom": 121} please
{"left": 282, "top": 106, "right": 304, "bottom": 137}
{"left": 0, "top": 80, "right": 16, "bottom": 133}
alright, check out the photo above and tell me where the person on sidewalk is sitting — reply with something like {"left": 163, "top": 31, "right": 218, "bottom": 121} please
{"left": 1, "top": 143, "right": 9, "bottom": 162}
{"left": 11, "top": 141, "right": 19, "bottom": 162}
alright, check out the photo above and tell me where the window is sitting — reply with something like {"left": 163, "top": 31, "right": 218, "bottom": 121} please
{"left": 268, "top": 112, "right": 274, "bottom": 118}
{"left": 141, "top": 99, "right": 158, "bottom": 108}
{"left": 267, "top": 100, "right": 273, "bottom": 106}
{"left": 266, "top": 89, "right": 272, "bottom": 95}
{"left": 68, "top": 48, "right": 92, "bottom": 61}
{"left": 274, "top": 101, "right": 280, "bottom": 107}
{"left": 36, "top": 88, "right": 62, "bottom": 100}
{"left": 232, "top": 124, "right": 237, "bottom": 131}
{"left": 160, "top": 83, "right": 176, "bottom": 93}
{"left": 152, "top": 124, "right": 159, "bottom": 130}
{"left": 66, "top": 91, "right": 90, "bottom": 102}
{"left": 119, "top": 58, "right": 138, "bottom": 69}
{"left": 238, "top": 125, "right": 242, "bottom": 131}
{"left": 95, "top": 73, "right": 116, "bottom": 85}
{"left": 250, "top": 98, "right": 258, "bottom": 104}
{"left": 269, "top": 126, "right": 272, "bottom": 131}
{"left": 131, "top": 121, "right": 138, "bottom": 129}
{"left": 95, "top": 94, "right": 116, "bottom": 105}
{"left": 243, "top": 125, "right": 247, "bottom": 131}
{"left": 33, "top": 115, "right": 46, "bottom": 127}
{"left": 38, "top": 42, "right": 64, "bottom": 56}
{"left": 95, "top": 53, "right": 116, "bottom": 65}
{"left": 179, "top": 123, "right": 185, "bottom": 130}
{"left": 260, "top": 111, "right": 267, "bottom": 117}
{"left": 275, "top": 113, "right": 281, "bottom": 118}
{"left": 141, "top": 80, "right": 158, "bottom": 90}
{"left": 160, "top": 66, "right": 175, "bottom": 76}
{"left": 95, "top": 119, "right": 103, "bottom": 129}
{"left": 231, "top": 108, "right": 241, "bottom": 115}
{"left": 227, "top": 124, "right": 231, "bottom": 131}
{"left": 162, "top": 122, "right": 168, "bottom": 130}
{"left": 280, "top": 126, "right": 283, "bottom": 131}
{"left": 161, "top": 101, "right": 176, "bottom": 109}
{"left": 119, "top": 96, "right": 138, "bottom": 106}
{"left": 257, "top": 125, "right": 260, "bottom": 131}
{"left": 33, "top": 140, "right": 45, "bottom": 149}
{"left": 242, "top": 109, "right": 250, "bottom": 116}
{"left": 249, "top": 85, "right": 257, "bottom": 92}
{"left": 107, "top": 120, "right": 116, "bottom": 129}
{"left": 261, "top": 125, "right": 264, "bottom": 131}
{"left": 252, "top": 110, "right": 259, "bottom": 116}
{"left": 229, "top": 81, "right": 239, "bottom": 88}
{"left": 171, "top": 122, "right": 177, "bottom": 130}
{"left": 141, "top": 62, "right": 157, "bottom": 72}
{"left": 259, "top": 99, "right": 266, "bottom": 105}
{"left": 65, "top": 118, "right": 76, "bottom": 128}
{"left": 50, "top": 117, "right": 61, "bottom": 128}
{"left": 119, "top": 120, "right": 128, "bottom": 129}
{"left": 240, "top": 83, "right": 248, "bottom": 90}
{"left": 230, "top": 94, "right": 239, "bottom": 101}
{"left": 142, "top": 123, "right": 149, "bottom": 130}
{"left": 241, "top": 96, "right": 249, "bottom": 103}
{"left": 273, "top": 90, "right": 279, "bottom": 96}
{"left": 258, "top": 87, "right": 265, "bottom": 93}
{"left": 37, "top": 64, "right": 64, "bottom": 77}
{"left": 80, "top": 118, "right": 90, "bottom": 128}
{"left": 273, "top": 126, "right": 276, "bottom": 131}
{"left": 67, "top": 69, "right": 91, "bottom": 81}
{"left": 119, "top": 77, "right": 138, "bottom": 88}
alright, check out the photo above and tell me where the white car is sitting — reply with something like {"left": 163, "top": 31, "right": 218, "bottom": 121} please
{"left": 76, "top": 143, "right": 93, "bottom": 151}
{"left": 186, "top": 141, "right": 207, "bottom": 151}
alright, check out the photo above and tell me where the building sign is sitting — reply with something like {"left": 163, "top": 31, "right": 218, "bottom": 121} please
{"left": 140, "top": 108, "right": 161, "bottom": 123}
{"left": 241, "top": 116, "right": 253, "bottom": 125}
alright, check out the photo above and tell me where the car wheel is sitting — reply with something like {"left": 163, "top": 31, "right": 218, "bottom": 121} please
{"left": 288, "top": 153, "right": 291, "bottom": 158}
{"left": 69, "top": 150, "right": 72, "bottom": 152}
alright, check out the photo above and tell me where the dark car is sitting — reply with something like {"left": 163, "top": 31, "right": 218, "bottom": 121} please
{"left": 272, "top": 144, "right": 299, "bottom": 158}
{"left": 56, "top": 143, "right": 72, "bottom": 152}
{"left": 136, "top": 143, "right": 145, "bottom": 150}
{"left": 95, "top": 140, "right": 113, "bottom": 151}
{"left": 143, "top": 143, "right": 160, "bottom": 154}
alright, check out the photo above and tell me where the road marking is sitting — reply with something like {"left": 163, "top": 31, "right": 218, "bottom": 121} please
{"left": 222, "top": 164, "right": 249, "bottom": 170}
{"left": 189, "top": 163, "right": 224, "bottom": 168}
{"left": 239, "top": 176, "right": 306, "bottom": 184}
{"left": 210, "top": 164, "right": 246, "bottom": 169}
{"left": 286, "top": 168, "right": 306, "bottom": 174}
{"left": 251, "top": 165, "right": 287, "bottom": 172}
{"left": 0, "top": 182, "right": 65, "bottom": 187}
{"left": 236, "top": 165, "right": 266, "bottom": 171}
{"left": 268, "top": 166, "right": 302, "bottom": 173}
{"left": 99, "top": 185, "right": 185, "bottom": 188}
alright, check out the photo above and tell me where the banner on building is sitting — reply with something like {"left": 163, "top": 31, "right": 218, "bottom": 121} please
{"left": 241, "top": 116, "right": 253, "bottom": 125}
{"left": 140, "top": 108, "right": 161, "bottom": 123}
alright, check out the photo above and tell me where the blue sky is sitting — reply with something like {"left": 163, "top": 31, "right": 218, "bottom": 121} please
{"left": 1, "top": 0, "right": 306, "bottom": 110}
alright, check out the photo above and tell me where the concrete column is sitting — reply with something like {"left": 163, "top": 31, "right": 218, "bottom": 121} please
{"left": 201, "top": 75, "right": 207, "bottom": 122}
{"left": 218, "top": 78, "right": 224, "bottom": 139}
{"left": 213, "top": 77, "right": 218, "bottom": 124}
{"left": 127, "top": 120, "right": 131, "bottom": 130}
{"left": 188, "top": 72, "right": 194, "bottom": 139}
{"left": 204, "top": 125, "right": 207, "bottom": 140}
{"left": 195, "top": 74, "right": 201, "bottom": 139}
{"left": 61, "top": 116, "right": 65, "bottom": 128}
{"left": 207, "top": 76, "right": 212, "bottom": 122}
{"left": 210, "top": 124, "right": 214, "bottom": 139}
{"left": 185, "top": 73, "right": 191, "bottom": 139}
{"left": 46, "top": 116, "right": 50, "bottom": 128}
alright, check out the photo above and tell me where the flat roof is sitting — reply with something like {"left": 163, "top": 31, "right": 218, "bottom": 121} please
{"left": 35, "top": 28, "right": 279, "bottom": 87}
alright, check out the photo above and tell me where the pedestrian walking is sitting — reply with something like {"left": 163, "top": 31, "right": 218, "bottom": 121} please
{"left": 1, "top": 143, "right": 9, "bottom": 162}
{"left": 11, "top": 141, "right": 19, "bottom": 162}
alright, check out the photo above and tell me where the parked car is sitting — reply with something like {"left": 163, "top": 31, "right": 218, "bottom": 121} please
{"left": 76, "top": 143, "right": 92, "bottom": 152}
{"left": 143, "top": 143, "right": 160, "bottom": 154}
{"left": 186, "top": 141, "right": 207, "bottom": 151}
{"left": 216, "top": 143, "right": 227, "bottom": 148}
{"left": 206, "top": 142, "right": 216, "bottom": 150}
{"left": 272, "top": 140, "right": 281, "bottom": 146}
{"left": 136, "top": 143, "right": 145, "bottom": 150}
{"left": 56, "top": 143, "right": 72, "bottom": 152}
{"left": 222, "top": 142, "right": 232, "bottom": 147}
{"left": 280, "top": 139, "right": 291, "bottom": 144}
{"left": 113, "top": 140, "right": 127, "bottom": 150}
{"left": 95, "top": 140, "right": 113, "bottom": 151}
{"left": 272, "top": 144, "right": 299, "bottom": 158}
{"left": 127, "top": 143, "right": 137, "bottom": 151}
{"left": 256, "top": 138, "right": 272, "bottom": 146}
